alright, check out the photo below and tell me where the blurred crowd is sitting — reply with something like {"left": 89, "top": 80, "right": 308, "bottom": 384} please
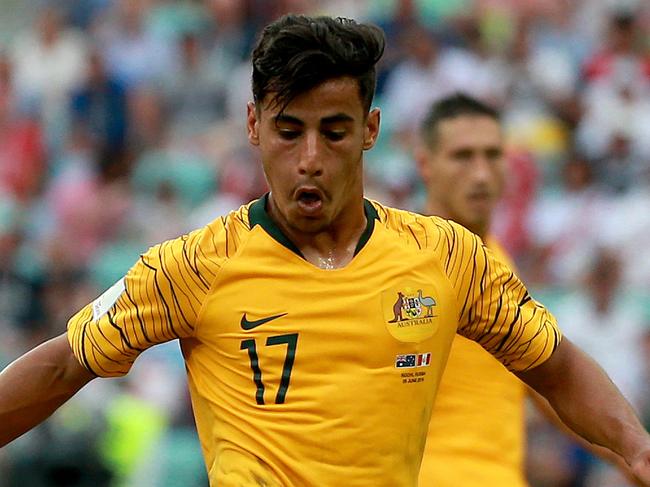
{"left": 0, "top": 0, "right": 649, "bottom": 486}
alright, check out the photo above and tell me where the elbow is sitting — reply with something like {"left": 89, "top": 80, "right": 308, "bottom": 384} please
{"left": 515, "top": 337, "right": 573, "bottom": 399}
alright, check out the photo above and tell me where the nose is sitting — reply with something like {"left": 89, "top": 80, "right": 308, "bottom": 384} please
{"left": 298, "top": 132, "right": 323, "bottom": 177}
{"left": 471, "top": 156, "right": 494, "bottom": 182}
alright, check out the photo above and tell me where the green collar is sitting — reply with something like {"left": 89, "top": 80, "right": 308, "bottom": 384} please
{"left": 248, "top": 193, "right": 378, "bottom": 258}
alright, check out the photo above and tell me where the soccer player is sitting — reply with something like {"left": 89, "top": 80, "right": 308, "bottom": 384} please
{"left": 415, "top": 93, "right": 528, "bottom": 486}
{"left": 416, "top": 94, "right": 640, "bottom": 486}
{"left": 1, "top": 15, "right": 650, "bottom": 487}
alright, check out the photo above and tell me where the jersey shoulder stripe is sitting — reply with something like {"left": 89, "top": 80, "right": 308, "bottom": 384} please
{"left": 370, "top": 199, "right": 470, "bottom": 257}
{"left": 67, "top": 201, "right": 256, "bottom": 377}
{"left": 370, "top": 201, "right": 561, "bottom": 372}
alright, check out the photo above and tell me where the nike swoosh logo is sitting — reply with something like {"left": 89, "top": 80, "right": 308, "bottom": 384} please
{"left": 241, "top": 313, "right": 287, "bottom": 330}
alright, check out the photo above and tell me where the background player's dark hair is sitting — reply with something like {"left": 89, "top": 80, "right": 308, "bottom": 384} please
{"left": 251, "top": 14, "right": 385, "bottom": 114}
{"left": 421, "top": 93, "right": 500, "bottom": 148}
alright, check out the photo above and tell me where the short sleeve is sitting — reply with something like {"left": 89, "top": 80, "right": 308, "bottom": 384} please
{"left": 67, "top": 229, "right": 214, "bottom": 377}
{"left": 444, "top": 221, "right": 562, "bottom": 372}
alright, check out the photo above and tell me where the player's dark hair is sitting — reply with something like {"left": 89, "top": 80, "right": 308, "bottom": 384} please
{"left": 421, "top": 93, "right": 500, "bottom": 148}
{"left": 251, "top": 15, "right": 385, "bottom": 114}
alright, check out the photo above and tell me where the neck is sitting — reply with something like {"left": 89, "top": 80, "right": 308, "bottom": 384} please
{"left": 267, "top": 195, "right": 368, "bottom": 269}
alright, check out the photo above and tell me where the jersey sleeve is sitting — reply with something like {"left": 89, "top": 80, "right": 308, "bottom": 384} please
{"left": 67, "top": 228, "right": 218, "bottom": 377}
{"left": 440, "top": 220, "right": 562, "bottom": 372}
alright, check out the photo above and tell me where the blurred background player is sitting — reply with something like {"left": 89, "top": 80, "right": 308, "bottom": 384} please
{"left": 416, "top": 92, "right": 528, "bottom": 487}
{"left": 416, "top": 93, "right": 640, "bottom": 487}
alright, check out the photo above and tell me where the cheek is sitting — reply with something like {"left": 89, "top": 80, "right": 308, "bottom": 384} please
{"left": 492, "top": 168, "right": 507, "bottom": 193}
{"left": 260, "top": 142, "right": 295, "bottom": 177}
{"left": 262, "top": 138, "right": 291, "bottom": 158}
{"left": 261, "top": 159, "right": 290, "bottom": 191}
{"left": 340, "top": 154, "right": 364, "bottom": 188}
{"left": 342, "top": 148, "right": 363, "bottom": 172}
{"left": 431, "top": 167, "right": 462, "bottom": 193}
{"left": 322, "top": 145, "right": 359, "bottom": 176}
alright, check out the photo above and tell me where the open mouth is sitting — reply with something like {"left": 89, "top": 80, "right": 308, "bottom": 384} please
{"left": 298, "top": 191, "right": 321, "bottom": 204}
{"left": 295, "top": 188, "right": 324, "bottom": 214}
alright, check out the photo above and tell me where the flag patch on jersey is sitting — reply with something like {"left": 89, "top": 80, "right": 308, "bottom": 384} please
{"left": 395, "top": 353, "right": 431, "bottom": 368}
{"left": 417, "top": 352, "right": 431, "bottom": 366}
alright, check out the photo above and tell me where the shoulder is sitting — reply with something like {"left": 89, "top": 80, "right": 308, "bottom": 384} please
{"left": 197, "top": 201, "right": 256, "bottom": 258}
{"left": 370, "top": 200, "right": 479, "bottom": 252}
{"left": 141, "top": 200, "right": 256, "bottom": 272}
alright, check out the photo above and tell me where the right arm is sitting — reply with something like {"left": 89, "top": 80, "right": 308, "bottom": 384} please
{"left": 0, "top": 333, "right": 95, "bottom": 447}
{"left": 0, "top": 226, "right": 219, "bottom": 448}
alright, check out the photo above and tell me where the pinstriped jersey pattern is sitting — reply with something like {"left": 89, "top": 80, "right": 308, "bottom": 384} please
{"left": 67, "top": 199, "right": 560, "bottom": 487}
{"left": 420, "top": 239, "right": 529, "bottom": 487}
{"left": 376, "top": 204, "right": 560, "bottom": 373}
{"left": 68, "top": 205, "right": 253, "bottom": 377}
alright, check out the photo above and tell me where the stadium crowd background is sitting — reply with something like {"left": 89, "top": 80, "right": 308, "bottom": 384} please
{"left": 0, "top": 0, "right": 649, "bottom": 485}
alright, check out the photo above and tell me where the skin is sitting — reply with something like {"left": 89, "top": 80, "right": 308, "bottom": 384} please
{"left": 0, "top": 334, "right": 94, "bottom": 446}
{"left": 417, "top": 114, "right": 505, "bottom": 240}
{"left": 247, "top": 76, "right": 380, "bottom": 268}
{"left": 518, "top": 339, "right": 650, "bottom": 484}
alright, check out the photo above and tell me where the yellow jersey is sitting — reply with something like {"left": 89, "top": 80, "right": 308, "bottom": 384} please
{"left": 419, "top": 238, "right": 528, "bottom": 487}
{"left": 67, "top": 196, "right": 560, "bottom": 487}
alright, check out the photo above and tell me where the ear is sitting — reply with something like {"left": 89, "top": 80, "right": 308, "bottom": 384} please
{"left": 414, "top": 143, "right": 433, "bottom": 185}
{"left": 247, "top": 101, "right": 260, "bottom": 146}
{"left": 363, "top": 107, "right": 381, "bottom": 150}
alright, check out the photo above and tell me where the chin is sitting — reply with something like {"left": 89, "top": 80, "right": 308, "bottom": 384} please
{"left": 293, "top": 218, "right": 330, "bottom": 235}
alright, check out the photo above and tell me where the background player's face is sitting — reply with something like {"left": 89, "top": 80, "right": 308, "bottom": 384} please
{"left": 247, "top": 77, "right": 379, "bottom": 234}
{"left": 418, "top": 114, "right": 505, "bottom": 237}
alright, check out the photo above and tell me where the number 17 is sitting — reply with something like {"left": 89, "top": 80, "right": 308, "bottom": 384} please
{"left": 240, "top": 333, "right": 299, "bottom": 405}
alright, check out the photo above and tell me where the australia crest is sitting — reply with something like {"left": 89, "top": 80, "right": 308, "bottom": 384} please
{"left": 382, "top": 284, "right": 439, "bottom": 342}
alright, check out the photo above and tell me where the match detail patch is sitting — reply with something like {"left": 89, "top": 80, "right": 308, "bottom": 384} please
{"left": 92, "top": 277, "right": 126, "bottom": 321}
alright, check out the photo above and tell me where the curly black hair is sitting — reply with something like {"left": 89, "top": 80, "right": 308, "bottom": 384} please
{"left": 251, "top": 15, "right": 385, "bottom": 114}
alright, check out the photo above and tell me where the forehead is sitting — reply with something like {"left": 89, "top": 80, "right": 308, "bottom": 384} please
{"left": 259, "top": 77, "right": 366, "bottom": 122}
{"left": 436, "top": 115, "right": 502, "bottom": 149}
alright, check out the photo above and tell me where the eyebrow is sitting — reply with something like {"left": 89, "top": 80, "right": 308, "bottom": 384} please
{"left": 321, "top": 113, "right": 355, "bottom": 124}
{"left": 272, "top": 113, "right": 355, "bottom": 126}
{"left": 273, "top": 114, "right": 304, "bottom": 126}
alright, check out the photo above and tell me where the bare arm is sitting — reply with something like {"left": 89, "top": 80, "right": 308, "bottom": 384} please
{"left": 528, "top": 387, "right": 643, "bottom": 486}
{"left": 516, "top": 337, "right": 650, "bottom": 485}
{"left": 0, "top": 333, "right": 96, "bottom": 447}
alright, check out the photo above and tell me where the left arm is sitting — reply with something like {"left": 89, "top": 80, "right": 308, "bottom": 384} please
{"left": 528, "top": 387, "right": 643, "bottom": 486}
{"left": 517, "top": 338, "right": 650, "bottom": 485}
{"left": 438, "top": 222, "right": 650, "bottom": 482}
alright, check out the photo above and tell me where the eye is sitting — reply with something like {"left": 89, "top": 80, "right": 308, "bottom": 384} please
{"left": 324, "top": 130, "right": 345, "bottom": 141}
{"left": 453, "top": 149, "right": 473, "bottom": 163}
{"left": 486, "top": 148, "right": 503, "bottom": 162}
{"left": 279, "top": 129, "right": 300, "bottom": 140}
